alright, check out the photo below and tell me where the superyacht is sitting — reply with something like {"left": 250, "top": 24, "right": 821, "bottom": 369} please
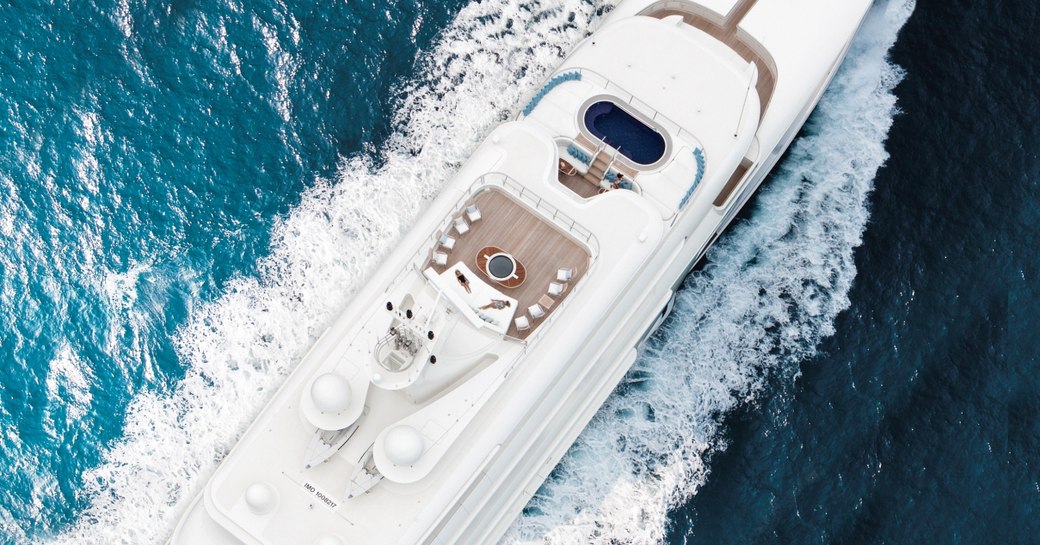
{"left": 169, "top": 0, "right": 873, "bottom": 543}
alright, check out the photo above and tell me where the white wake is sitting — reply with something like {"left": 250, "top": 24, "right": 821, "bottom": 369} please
{"left": 502, "top": 1, "right": 915, "bottom": 543}
{"left": 41, "top": 0, "right": 914, "bottom": 543}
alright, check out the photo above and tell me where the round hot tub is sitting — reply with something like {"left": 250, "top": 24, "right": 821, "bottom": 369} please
{"left": 486, "top": 253, "right": 516, "bottom": 281}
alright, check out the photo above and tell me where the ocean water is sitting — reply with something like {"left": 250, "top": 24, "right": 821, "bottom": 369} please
{"left": 0, "top": 0, "right": 1032, "bottom": 544}
{"left": 670, "top": 1, "right": 1040, "bottom": 543}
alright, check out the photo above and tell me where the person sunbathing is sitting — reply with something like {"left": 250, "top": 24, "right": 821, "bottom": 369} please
{"left": 455, "top": 269, "right": 472, "bottom": 293}
{"left": 480, "top": 299, "right": 511, "bottom": 310}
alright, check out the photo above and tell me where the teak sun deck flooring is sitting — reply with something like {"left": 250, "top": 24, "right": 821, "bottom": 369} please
{"left": 558, "top": 171, "right": 601, "bottom": 199}
{"left": 427, "top": 188, "right": 591, "bottom": 340}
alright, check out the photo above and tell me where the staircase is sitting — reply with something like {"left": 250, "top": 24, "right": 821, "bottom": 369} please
{"left": 583, "top": 152, "right": 611, "bottom": 187}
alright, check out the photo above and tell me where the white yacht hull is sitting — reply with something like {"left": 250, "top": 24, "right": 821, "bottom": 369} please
{"left": 168, "top": 1, "right": 873, "bottom": 544}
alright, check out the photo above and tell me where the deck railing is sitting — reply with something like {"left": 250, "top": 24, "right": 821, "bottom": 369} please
{"left": 473, "top": 172, "right": 600, "bottom": 252}
{"left": 520, "top": 67, "right": 705, "bottom": 159}
{"left": 511, "top": 255, "right": 600, "bottom": 349}
{"left": 471, "top": 172, "right": 601, "bottom": 347}
{"left": 583, "top": 68, "right": 705, "bottom": 147}
{"left": 403, "top": 172, "right": 601, "bottom": 345}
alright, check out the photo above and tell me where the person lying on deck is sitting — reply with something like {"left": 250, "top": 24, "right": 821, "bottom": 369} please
{"left": 455, "top": 270, "right": 472, "bottom": 294}
{"left": 479, "top": 299, "right": 511, "bottom": 310}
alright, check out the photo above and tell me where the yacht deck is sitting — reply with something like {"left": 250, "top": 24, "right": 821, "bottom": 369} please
{"left": 649, "top": 0, "right": 777, "bottom": 118}
{"left": 558, "top": 170, "right": 601, "bottom": 199}
{"left": 426, "top": 188, "right": 592, "bottom": 340}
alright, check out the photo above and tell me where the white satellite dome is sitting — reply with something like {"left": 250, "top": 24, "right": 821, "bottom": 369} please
{"left": 244, "top": 482, "right": 277, "bottom": 515}
{"left": 313, "top": 536, "right": 344, "bottom": 545}
{"left": 384, "top": 425, "right": 425, "bottom": 466}
{"left": 310, "top": 373, "right": 351, "bottom": 415}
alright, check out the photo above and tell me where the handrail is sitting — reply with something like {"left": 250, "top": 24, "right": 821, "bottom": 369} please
{"left": 470, "top": 173, "right": 601, "bottom": 348}
{"left": 572, "top": 67, "right": 704, "bottom": 147}
{"left": 400, "top": 173, "right": 602, "bottom": 349}
{"left": 475, "top": 173, "right": 600, "bottom": 253}
{"left": 523, "top": 67, "right": 704, "bottom": 156}
{"left": 514, "top": 257, "right": 598, "bottom": 348}
{"left": 407, "top": 172, "right": 600, "bottom": 279}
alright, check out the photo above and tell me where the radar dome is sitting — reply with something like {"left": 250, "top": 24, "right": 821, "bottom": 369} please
{"left": 244, "top": 482, "right": 277, "bottom": 515}
{"left": 384, "top": 425, "right": 425, "bottom": 466}
{"left": 310, "top": 373, "right": 351, "bottom": 415}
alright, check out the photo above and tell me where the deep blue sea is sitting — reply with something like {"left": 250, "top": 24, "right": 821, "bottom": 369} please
{"left": 0, "top": 0, "right": 1034, "bottom": 544}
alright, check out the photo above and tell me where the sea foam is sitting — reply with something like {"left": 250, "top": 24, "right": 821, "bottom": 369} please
{"left": 42, "top": 0, "right": 913, "bottom": 543}
{"left": 502, "top": 1, "right": 915, "bottom": 543}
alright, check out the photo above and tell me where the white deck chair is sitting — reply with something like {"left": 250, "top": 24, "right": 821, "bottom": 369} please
{"left": 439, "top": 233, "right": 456, "bottom": 251}
{"left": 557, "top": 268, "right": 574, "bottom": 282}
{"left": 454, "top": 217, "right": 469, "bottom": 235}
{"left": 548, "top": 282, "right": 566, "bottom": 296}
{"left": 514, "top": 316, "right": 530, "bottom": 331}
{"left": 433, "top": 251, "right": 448, "bottom": 266}
{"left": 466, "top": 204, "right": 481, "bottom": 223}
{"left": 528, "top": 304, "right": 545, "bottom": 320}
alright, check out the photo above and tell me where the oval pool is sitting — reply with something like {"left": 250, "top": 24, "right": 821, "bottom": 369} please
{"left": 583, "top": 100, "right": 666, "bottom": 165}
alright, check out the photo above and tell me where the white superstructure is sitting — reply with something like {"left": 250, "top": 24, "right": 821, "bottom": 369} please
{"left": 168, "top": 1, "right": 872, "bottom": 543}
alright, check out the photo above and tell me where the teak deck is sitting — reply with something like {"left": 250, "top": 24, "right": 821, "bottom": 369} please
{"left": 427, "top": 188, "right": 592, "bottom": 339}
{"left": 558, "top": 171, "right": 601, "bottom": 199}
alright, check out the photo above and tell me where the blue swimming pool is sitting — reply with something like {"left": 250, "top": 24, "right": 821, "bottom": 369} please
{"left": 583, "top": 101, "right": 666, "bottom": 165}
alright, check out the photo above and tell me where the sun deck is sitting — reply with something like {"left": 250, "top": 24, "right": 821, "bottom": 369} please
{"left": 425, "top": 187, "right": 592, "bottom": 340}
